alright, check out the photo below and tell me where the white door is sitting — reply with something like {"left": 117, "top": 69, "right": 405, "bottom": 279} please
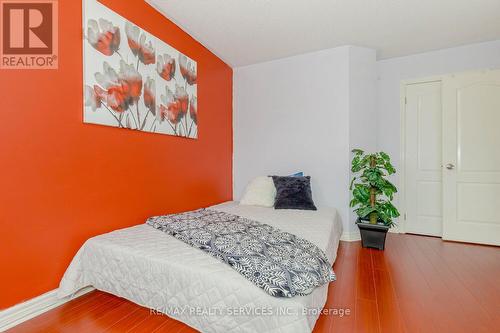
{"left": 404, "top": 81, "right": 443, "bottom": 237}
{"left": 442, "top": 70, "right": 500, "bottom": 246}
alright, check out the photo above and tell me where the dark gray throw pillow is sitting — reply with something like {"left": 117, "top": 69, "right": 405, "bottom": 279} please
{"left": 271, "top": 176, "right": 317, "bottom": 210}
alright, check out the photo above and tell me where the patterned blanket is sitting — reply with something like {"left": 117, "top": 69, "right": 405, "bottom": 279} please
{"left": 146, "top": 209, "right": 336, "bottom": 298}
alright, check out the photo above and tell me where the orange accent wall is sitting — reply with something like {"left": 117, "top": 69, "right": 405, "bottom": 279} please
{"left": 0, "top": 0, "right": 232, "bottom": 309}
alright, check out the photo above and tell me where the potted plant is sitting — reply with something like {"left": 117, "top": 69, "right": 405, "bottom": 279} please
{"left": 350, "top": 149, "right": 400, "bottom": 250}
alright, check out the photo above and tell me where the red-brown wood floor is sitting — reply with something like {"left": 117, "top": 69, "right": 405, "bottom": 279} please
{"left": 7, "top": 233, "right": 500, "bottom": 333}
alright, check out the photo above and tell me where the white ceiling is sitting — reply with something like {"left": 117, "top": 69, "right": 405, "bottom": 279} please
{"left": 147, "top": 0, "right": 500, "bottom": 67}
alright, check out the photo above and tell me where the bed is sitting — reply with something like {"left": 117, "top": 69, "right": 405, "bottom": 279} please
{"left": 58, "top": 201, "right": 342, "bottom": 333}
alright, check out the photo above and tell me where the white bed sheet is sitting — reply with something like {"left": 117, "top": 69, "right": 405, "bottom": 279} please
{"left": 58, "top": 201, "right": 342, "bottom": 333}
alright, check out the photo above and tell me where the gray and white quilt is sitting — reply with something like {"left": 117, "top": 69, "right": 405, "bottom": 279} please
{"left": 146, "top": 209, "right": 336, "bottom": 298}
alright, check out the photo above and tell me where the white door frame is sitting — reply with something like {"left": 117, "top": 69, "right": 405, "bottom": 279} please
{"left": 399, "top": 75, "right": 444, "bottom": 234}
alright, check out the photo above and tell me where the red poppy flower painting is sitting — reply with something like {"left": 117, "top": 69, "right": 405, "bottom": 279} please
{"left": 143, "top": 78, "right": 156, "bottom": 115}
{"left": 157, "top": 54, "right": 176, "bottom": 81}
{"left": 87, "top": 18, "right": 120, "bottom": 56}
{"left": 83, "top": 0, "right": 198, "bottom": 138}
{"left": 190, "top": 96, "right": 197, "bottom": 125}
{"left": 179, "top": 54, "right": 197, "bottom": 85}
{"left": 125, "top": 22, "right": 156, "bottom": 65}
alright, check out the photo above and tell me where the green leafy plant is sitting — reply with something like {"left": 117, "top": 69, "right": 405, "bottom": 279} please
{"left": 350, "top": 149, "right": 400, "bottom": 226}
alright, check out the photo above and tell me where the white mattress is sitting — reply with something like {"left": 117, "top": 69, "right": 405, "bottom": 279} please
{"left": 58, "top": 201, "right": 342, "bottom": 333}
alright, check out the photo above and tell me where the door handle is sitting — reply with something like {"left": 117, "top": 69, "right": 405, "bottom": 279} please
{"left": 445, "top": 163, "right": 455, "bottom": 170}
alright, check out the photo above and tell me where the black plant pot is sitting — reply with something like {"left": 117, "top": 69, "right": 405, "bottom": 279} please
{"left": 356, "top": 218, "right": 389, "bottom": 250}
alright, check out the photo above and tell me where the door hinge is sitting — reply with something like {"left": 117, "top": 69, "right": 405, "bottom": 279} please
{"left": 404, "top": 213, "right": 407, "bottom": 220}
{"left": 405, "top": 97, "right": 407, "bottom": 105}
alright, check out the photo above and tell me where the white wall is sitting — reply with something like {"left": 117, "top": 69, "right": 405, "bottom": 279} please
{"left": 234, "top": 47, "right": 351, "bottom": 231}
{"left": 376, "top": 39, "right": 500, "bottom": 225}
{"left": 234, "top": 46, "right": 377, "bottom": 236}
{"left": 348, "top": 47, "right": 377, "bottom": 232}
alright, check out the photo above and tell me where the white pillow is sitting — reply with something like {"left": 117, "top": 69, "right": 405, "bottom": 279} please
{"left": 240, "top": 176, "right": 277, "bottom": 207}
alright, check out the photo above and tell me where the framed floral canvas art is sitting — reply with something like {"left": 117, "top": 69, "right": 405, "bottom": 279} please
{"left": 83, "top": 0, "right": 198, "bottom": 138}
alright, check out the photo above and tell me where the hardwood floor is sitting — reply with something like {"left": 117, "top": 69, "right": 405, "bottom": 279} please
{"left": 7, "top": 233, "right": 500, "bottom": 333}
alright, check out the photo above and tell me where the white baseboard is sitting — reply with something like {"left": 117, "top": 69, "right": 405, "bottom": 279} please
{"left": 389, "top": 226, "right": 404, "bottom": 234}
{"left": 340, "top": 231, "right": 361, "bottom": 241}
{"left": 0, "top": 286, "right": 95, "bottom": 332}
